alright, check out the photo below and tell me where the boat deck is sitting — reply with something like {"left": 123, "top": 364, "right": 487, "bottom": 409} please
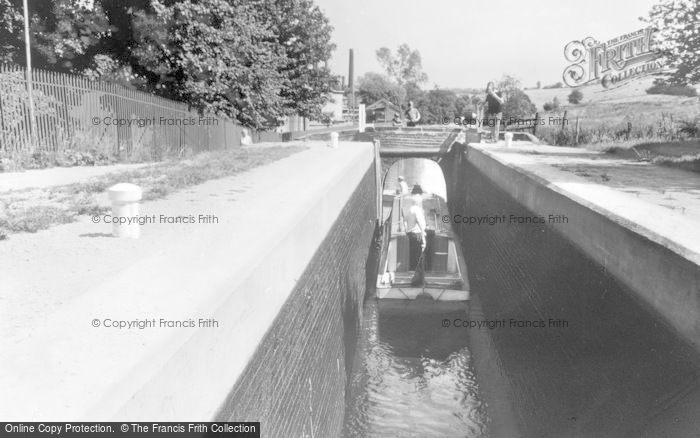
{"left": 377, "top": 192, "right": 469, "bottom": 301}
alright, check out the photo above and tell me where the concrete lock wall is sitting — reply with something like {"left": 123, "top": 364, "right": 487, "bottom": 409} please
{"left": 454, "top": 153, "right": 700, "bottom": 436}
{"left": 215, "top": 164, "right": 377, "bottom": 436}
{"left": 0, "top": 143, "right": 376, "bottom": 428}
{"left": 463, "top": 144, "right": 700, "bottom": 354}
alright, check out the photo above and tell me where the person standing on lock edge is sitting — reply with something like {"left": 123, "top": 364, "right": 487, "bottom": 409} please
{"left": 405, "top": 101, "right": 421, "bottom": 127}
{"left": 485, "top": 82, "right": 504, "bottom": 142}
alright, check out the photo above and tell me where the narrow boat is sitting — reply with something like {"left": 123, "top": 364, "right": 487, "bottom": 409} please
{"left": 376, "top": 158, "right": 470, "bottom": 301}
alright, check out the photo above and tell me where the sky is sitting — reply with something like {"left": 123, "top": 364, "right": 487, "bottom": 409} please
{"left": 314, "top": 0, "right": 660, "bottom": 89}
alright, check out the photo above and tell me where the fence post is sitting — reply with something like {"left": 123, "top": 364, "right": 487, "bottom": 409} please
{"left": 533, "top": 112, "right": 539, "bottom": 135}
{"left": 0, "top": 65, "right": 244, "bottom": 160}
{"left": 575, "top": 116, "right": 580, "bottom": 145}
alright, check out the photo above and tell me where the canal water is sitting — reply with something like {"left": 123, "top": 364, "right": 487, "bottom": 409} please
{"left": 342, "top": 299, "right": 489, "bottom": 437}
{"left": 342, "top": 154, "right": 699, "bottom": 437}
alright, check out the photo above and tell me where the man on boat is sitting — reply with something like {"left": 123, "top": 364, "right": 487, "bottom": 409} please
{"left": 404, "top": 185, "right": 426, "bottom": 271}
{"left": 398, "top": 176, "right": 409, "bottom": 194}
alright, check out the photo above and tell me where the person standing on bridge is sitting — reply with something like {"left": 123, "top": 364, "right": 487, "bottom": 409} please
{"left": 405, "top": 101, "right": 421, "bottom": 127}
{"left": 485, "top": 82, "right": 504, "bottom": 142}
{"left": 392, "top": 112, "right": 403, "bottom": 127}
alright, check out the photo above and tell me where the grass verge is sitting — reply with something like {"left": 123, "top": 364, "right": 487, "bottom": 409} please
{"left": 653, "top": 153, "right": 700, "bottom": 173}
{"left": 0, "top": 145, "right": 305, "bottom": 240}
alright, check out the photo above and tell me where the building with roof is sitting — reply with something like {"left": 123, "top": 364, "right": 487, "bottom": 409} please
{"left": 366, "top": 98, "right": 401, "bottom": 124}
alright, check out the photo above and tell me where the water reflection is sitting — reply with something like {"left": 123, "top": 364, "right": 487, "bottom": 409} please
{"left": 343, "top": 300, "right": 489, "bottom": 438}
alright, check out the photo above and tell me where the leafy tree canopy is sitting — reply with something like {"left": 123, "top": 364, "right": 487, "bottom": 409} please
{"left": 357, "top": 72, "right": 405, "bottom": 106}
{"left": 454, "top": 94, "right": 472, "bottom": 116}
{"left": 421, "top": 88, "right": 457, "bottom": 123}
{"left": 502, "top": 88, "right": 536, "bottom": 120}
{"left": 496, "top": 74, "right": 522, "bottom": 100}
{"left": 643, "top": 0, "right": 699, "bottom": 86}
{"left": 0, "top": 0, "right": 336, "bottom": 129}
{"left": 0, "top": 0, "right": 112, "bottom": 68}
{"left": 376, "top": 43, "right": 428, "bottom": 87}
{"left": 375, "top": 43, "right": 428, "bottom": 109}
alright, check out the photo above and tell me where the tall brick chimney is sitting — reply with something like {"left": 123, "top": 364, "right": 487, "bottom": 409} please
{"left": 348, "top": 49, "right": 355, "bottom": 108}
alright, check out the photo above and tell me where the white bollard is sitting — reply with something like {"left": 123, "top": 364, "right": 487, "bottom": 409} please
{"left": 107, "top": 183, "right": 142, "bottom": 238}
{"left": 504, "top": 132, "right": 513, "bottom": 147}
{"left": 329, "top": 131, "right": 339, "bottom": 148}
{"left": 240, "top": 128, "right": 252, "bottom": 146}
{"left": 358, "top": 104, "right": 366, "bottom": 133}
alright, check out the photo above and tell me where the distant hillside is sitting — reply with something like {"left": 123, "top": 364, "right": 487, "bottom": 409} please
{"left": 525, "top": 76, "right": 658, "bottom": 108}
{"left": 524, "top": 76, "right": 699, "bottom": 128}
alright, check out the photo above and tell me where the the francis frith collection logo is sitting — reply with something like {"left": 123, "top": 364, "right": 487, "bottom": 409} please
{"left": 563, "top": 27, "right": 664, "bottom": 88}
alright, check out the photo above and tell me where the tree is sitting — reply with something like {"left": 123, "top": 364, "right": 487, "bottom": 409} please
{"left": 376, "top": 43, "right": 428, "bottom": 108}
{"left": 131, "top": 0, "right": 286, "bottom": 129}
{"left": 568, "top": 89, "right": 583, "bottom": 104}
{"left": 544, "top": 97, "right": 561, "bottom": 112}
{"left": 251, "top": 0, "right": 335, "bottom": 120}
{"left": 421, "top": 88, "right": 458, "bottom": 123}
{"left": 502, "top": 88, "right": 536, "bottom": 120}
{"left": 470, "top": 95, "right": 482, "bottom": 109}
{"left": 497, "top": 74, "right": 522, "bottom": 101}
{"left": 0, "top": 0, "right": 112, "bottom": 70}
{"left": 404, "top": 81, "right": 426, "bottom": 106}
{"left": 646, "top": 77, "right": 698, "bottom": 96}
{"left": 644, "top": 0, "right": 700, "bottom": 85}
{"left": 490, "top": 74, "right": 537, "bottom": 119}
{"left": 0, "top": 0, "right": 25, "bottom": 63}
{"left": 454, "top": 95, "right": 472, "bottom": 116}
{"left": 543, "top": 82, "right": 563, "bottom": 89}
{"left": 357, "top": 72, "right": 405, "bottom": 106}
{"left": 0, "top": 0, "right": 336, "bottom": 129}
{"left": 132, "top": 0, "right": 335, "bottom": 128}
{"left": 376, "top": 44, "right": 428, "bottom": 87}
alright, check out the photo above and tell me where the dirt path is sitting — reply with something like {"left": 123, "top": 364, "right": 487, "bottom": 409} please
{"left": 0, "top": 163, "right": 158, "bottom": 192}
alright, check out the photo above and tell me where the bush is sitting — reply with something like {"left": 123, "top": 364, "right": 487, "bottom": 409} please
{"left": 26, "top": 151, "right": 54, "bottom": 169}
{"left": 502, "top": 88, "right": 537, "bottom": 120}
{"left": 653, "top": 154, "right": 700, "bottom": 173}
{"left": 678, "top": 117, "right": 699, "bottom": 137}
{"left": 55, "top": 149, "right": 115, "bottom": 167}
{"left": 0, "top": 157, "right": 14, "bottom": 172}
{"left": 320, "top": 111, "right": 334, "bottom": 126}
{"left": 543, "top": 97, "right": 560, "bottom": 112}
{"left": 539, "top": 114, "right": 699, "bottom": 147}
{"left": 568, "top": 89, "right": 583, "bottom": 104}
{"left": 0, "top": 149, "right": 117, "bottom": 171}
{"left": 543, "top": 82, "right": 563, "bottom": 89}
{"left": 646, "top": 79, "right": 698, "bottom": 97}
